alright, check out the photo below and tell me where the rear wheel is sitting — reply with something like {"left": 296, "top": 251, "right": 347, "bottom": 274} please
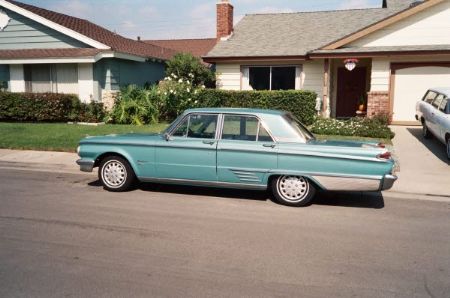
{"left": 99, "top": 156, "right": 135, "bottom": 192}
{"left": 422, "top": 120, "right": 432, "bottom": 139}
{"left": 271, "top": 175, "right": 316, "bottom": 207}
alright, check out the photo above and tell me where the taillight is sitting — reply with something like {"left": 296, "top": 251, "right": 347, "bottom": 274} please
{"left": 377, "top": 152, "right": 392, "bottom": 160}
{"left": 377, "top": 142, "right": 386, "bottom": 148}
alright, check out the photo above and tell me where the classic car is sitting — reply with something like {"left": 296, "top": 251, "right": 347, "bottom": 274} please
{"left": 77, "top": 108, "right": 397, "bottom": 207}
{"left": 416, "top": 88, "right": 450, "bottom": 160}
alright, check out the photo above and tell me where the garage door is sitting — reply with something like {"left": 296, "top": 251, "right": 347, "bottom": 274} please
{"left": 393, "top": 66, "right": 450, "bottom": 122}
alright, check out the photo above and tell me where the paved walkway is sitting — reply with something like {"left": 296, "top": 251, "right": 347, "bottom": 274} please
{"left": 390, "top": 125, "right": 450, "bottom": 197}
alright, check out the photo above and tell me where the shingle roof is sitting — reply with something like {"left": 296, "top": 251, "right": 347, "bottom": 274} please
{"left": 206, "top": 4, "right": 414, "bottom": 58}
{"left": 0, "top": 48, "right": 104, "bottom": 59}
{"left": 5, "top": 0, "right": 177, "bottom": 60}
{"left": 144, "top": 38, "right": 217, "bottom": 58}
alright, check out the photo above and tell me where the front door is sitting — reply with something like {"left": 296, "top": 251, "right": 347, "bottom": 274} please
{"left": 155, "top": 113, "right": 218, "bottom": 181}
{"left": 336, "top": 67, "right": 367, "bottom": 118}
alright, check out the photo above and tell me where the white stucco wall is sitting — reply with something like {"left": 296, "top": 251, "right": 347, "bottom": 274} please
{"left": 9, "top": 64, "right": 25, "bottom": 92}
{"left": 351, "top": 1, "right": 450, "bottom": 47}
{"left": 78, "top": 63, "right": 94, "bottom": 102}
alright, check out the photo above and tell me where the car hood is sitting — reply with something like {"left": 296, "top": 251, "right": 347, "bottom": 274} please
{"left": 79, "top": 133, "right": 163, "bottom": 145}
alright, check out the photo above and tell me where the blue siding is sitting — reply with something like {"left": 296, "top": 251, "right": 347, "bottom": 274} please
{"left": 0, "top": 64, "right": 9, "bottom": 90}
{"left": 94, "top": 58, "right": 166, "bottom": 91}
{"left": 0, "top": 8, "right": 89, "bottom": 49}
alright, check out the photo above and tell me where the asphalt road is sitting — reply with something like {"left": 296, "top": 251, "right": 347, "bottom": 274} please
{"left": 0, "top": 169, "right": 449, "bottom": 298}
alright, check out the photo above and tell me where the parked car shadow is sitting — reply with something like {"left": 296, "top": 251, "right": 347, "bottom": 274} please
{"left": 407, "top": 127, "right": 449, "bottom": 164}
{"left": 314, "top": 191, "right": 385, "bottom": 209}
{"left": 88, "top": 180, "right": 384, "bottom": 209}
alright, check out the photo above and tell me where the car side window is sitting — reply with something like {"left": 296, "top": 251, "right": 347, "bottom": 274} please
{"left": 222, "top": 115, "right": 258, "bottom": 141}
{"left": 438, "top": 97, "right": 448, "bottom": 113}
{"left": 172, "top": 114, "right": 218, "bottom": 139}
{"left": 432, "top": 94, "right": 444, "bottom": 109}
{"left": 423, "top": 91, "right": 437, "bottom": 104}
{"left": 258, "top": 124, "right": 273, "bottom": 142}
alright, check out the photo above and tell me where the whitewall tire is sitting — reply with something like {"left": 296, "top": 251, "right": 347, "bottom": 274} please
{"left": 271, "top": 176, "right": 316, "bottom": 207}
{"left": 99, "top": 156, "right": 135, "bottom": 192}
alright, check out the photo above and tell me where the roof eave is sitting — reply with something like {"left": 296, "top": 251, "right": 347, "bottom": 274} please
{"left": 309, "top": 49, "right": 450, "bottom": 59}
{"left": 203, "top": 55, "right": 307, "bottom": 63}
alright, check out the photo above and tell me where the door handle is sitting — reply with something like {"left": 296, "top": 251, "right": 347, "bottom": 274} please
{"left": 263, "top": 143, "right": 276, "bottom": 148}
{"left": 203, "top": 140, "right": 215, "bottom": 145}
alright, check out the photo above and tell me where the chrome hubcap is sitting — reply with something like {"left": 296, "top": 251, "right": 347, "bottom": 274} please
{"left": 102, "top": 160, "right": 127, "bottom": 188}
{"left": 277, "top": 176, "right": 309, "bottom": 203}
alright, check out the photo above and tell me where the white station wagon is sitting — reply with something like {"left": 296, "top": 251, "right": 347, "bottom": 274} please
{"left": 416, "top": 88, "right": 450, "bottom": 160}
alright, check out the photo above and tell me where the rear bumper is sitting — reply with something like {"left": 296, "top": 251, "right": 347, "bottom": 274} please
{"left": 381, "top": 174, "right": 398, "bottom": 191}
{"left": 76, "top": 159, "right": 95, "bottom": 172}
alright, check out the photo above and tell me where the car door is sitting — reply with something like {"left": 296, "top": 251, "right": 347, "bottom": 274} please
{"left": 155, "top": 113, "right": 218, "bottom": 181}
{"left": 429, "top": 94, "right": 444, "bottom": 135}
{"left": 420, "top": 90, "right": 437, "bottom": 121}
{"left": 436, "top": 97, "right": 449, "bottom": 143}
{"left": 217, "top": 114, "right": 277, "bottom": 185}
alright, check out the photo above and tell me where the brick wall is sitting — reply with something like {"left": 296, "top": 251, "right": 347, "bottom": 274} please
{"left": 367, "top": 91, "right": 391, "bottom": 120}
{"left": 217, "top": 1, "right": 233, "bottom": 40}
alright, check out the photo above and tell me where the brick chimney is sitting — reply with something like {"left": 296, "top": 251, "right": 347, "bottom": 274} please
{"left": 217, "top": 0, "right": 233, "bottom": 40}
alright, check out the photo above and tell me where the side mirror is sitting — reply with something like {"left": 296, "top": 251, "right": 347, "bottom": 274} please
{"left": 164, "top": 133, "right": 171, "bottom": 141}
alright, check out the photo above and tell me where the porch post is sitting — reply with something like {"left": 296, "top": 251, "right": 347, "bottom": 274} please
{"left": 322, "top": 58, "right": 330, "bottom": 117}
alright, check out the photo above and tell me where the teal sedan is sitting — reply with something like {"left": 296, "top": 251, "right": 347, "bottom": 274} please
{"left": 77, "top": 108, "right": 397, "bottom": 207}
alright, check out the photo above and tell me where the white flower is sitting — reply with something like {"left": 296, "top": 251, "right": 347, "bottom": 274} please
{"left": 188, "top": 98, "right": 192, "bottom": 101}
{"left": 170, "top": 89, "right": 174, "bottom": 94}
{"left": 171, "top": 73, "right": 177, "bottom": 78}
{"left": 186, "top": 88, "right": 190, "bottom": 92}
{"left": 194, "top": 90, "right": 198, "bottom": 94}
{"left": 189, "top": 73, "right": 194, "bottom": 78}
{"left": 201, "top": 85, "right": 206, "bottom": 89}
{"left": 167, "top": 77, "right": 172, "bottom": 81}
{"left": 164, "top": 92, "right": 167, "bottom": 95}
{"left": 194, "top": 100, "right": 198, "bottom": 104}
{"left": 178, "top": 79, "right": 183, "bottom": 83}
{"left": 173, "top": 91, "right": 177, "bottom": 95}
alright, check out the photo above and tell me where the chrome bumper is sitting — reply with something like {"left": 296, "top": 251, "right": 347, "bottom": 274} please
{"left": 381, "top": 174, "right": 398, "bottom": 191}
{"left": 76, "top": 159, "right": 95, "bottom": 172}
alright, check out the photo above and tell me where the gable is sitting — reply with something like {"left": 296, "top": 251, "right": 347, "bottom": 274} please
{"left": 348, "top": 1, "right": 450, "bottom": 47}
{"left": 0, "top": 7, "right": 90, "bottom": 50}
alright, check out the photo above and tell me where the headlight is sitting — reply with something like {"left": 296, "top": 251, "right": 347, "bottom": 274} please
{"left": 76, "top": 146, "right": 81, "bottom": 155}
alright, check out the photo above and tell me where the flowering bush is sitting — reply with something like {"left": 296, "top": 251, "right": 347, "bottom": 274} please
{"left": 158, "top": 73, "right": 205, "bottom": 121}
{"left": 310, "top": 116, "right": 394, "bottom": 139}
{"left": 165, "top": 53, "right": 215, "bottom": 87}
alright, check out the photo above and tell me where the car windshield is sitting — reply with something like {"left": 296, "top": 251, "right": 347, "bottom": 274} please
{"left": 283, "top": 113, "right": 315, "bottom": 142}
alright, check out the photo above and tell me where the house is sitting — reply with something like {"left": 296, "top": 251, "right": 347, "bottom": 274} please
{"left": 205, "top": 0, "right": 450, "bottom": 124}
{"left": 144, "top": 38, "right": 217, "bottom": 64}
{"left": 0, "top": 0, "right": 177, "bottom": 107}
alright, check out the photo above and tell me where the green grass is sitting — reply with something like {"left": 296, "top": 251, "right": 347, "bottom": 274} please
{"left": 0, "top": 122, "right": 391, "bottom": 153}
{"left": 0, "top": 122, "right": 169, "bottom": 152}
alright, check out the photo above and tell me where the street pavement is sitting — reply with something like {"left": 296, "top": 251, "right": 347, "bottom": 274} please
{"left": 0, "top": 168, "right": 449, "bottom": 297}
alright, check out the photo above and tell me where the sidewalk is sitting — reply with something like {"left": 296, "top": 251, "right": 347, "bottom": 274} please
{"left": 1, "top": 141, "right": 449, "bottom": 201}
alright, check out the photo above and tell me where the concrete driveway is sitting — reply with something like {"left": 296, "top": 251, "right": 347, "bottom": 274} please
{"left": 389, "top": 125, "right": 450, "bottom": 197}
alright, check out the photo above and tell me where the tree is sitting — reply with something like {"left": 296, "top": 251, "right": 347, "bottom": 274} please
{"left": 165, "top": 53, "right": 215, "bottom": 88}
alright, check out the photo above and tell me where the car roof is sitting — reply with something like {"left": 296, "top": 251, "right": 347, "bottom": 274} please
{"left": 185, "top": 108, "right": 286, "bottom": 116}
{"left": 428, "top": 88, "right": 450, "bottom": 97}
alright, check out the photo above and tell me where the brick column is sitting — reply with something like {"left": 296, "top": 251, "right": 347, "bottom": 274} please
{"left": 367, "top": 91, "right": 391, "bottom": 121}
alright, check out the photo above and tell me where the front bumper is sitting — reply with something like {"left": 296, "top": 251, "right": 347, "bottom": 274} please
{"left": 76, "top": 159, "right": 95, "bottom": 172}
{"left": 381, "top": 174, "right": 398, "bottom": 191}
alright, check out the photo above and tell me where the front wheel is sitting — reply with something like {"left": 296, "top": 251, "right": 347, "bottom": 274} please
{"left": 271, "top": 176, "right": 316, "bottom": 207}
{"left": 422, "top": 121, "right": 432, "bottom": 139}
{"left": 99, "top": 156, "right": 135, "bottom": 192}
{"left": 446, "top": 138, "right": 450, "bottom": 161}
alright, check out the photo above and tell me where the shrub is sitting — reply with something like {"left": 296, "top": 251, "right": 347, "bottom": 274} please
{"left": 165, "top": 53, "right": 215, "bottom": 88}
{"left": 310, "top": 117, "right": 395, "bottom": 139}
{"left": 190, "top": 89, "right": 318, "bottom": 125}
{"left": 108, "top": 85, "right": 159, "bottom": 125}
{"left": 0, "top": 92, "right": 105, "bottom": 123}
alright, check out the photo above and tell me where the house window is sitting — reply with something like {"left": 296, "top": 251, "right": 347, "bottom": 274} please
{"left": 24, "top": 64, "right": 78, "bottom": 94}
{"left": 243, "top": 66, "right": 300, "bottom": 91}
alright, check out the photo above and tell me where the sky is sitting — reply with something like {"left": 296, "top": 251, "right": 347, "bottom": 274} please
{"left": 21, "top": 0, "right": 382, "bottom": 40}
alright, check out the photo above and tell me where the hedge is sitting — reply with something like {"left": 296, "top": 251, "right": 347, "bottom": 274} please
{"left": 0, "top": 92, "right": 105, "bottom": 123}
{"left": 192, "top": 89, "right": 317, "bottom": 125}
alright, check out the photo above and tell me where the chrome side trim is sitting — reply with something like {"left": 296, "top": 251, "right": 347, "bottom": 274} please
{"left": 76, "top": 159, "right": 95, "bottom": 172}
{"left": 311, "top": 175, "right": 382, "bottom": 192}
{"left": 138, "top": 177, "right": 267, "bottom": 190}
{"left": 381, "top": 175, "right": 398, "bottom": 191}
{"left": 279, "top": 149, "right": 389, "bottom": 163}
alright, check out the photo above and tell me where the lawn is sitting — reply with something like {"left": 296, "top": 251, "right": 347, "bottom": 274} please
{"left": 0, "top": 122, "right": 391, "bottom": 152}
{"left": 0, "top": 122, "right": 169, "bottom": 152}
